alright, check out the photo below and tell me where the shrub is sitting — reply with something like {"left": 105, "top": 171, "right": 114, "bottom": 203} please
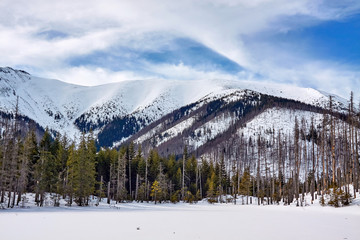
{"left": 170, "top": 190, "right": 181, "bottom": 203}
{"left": 328, "top": 187, "right": 352, "bottom": 207}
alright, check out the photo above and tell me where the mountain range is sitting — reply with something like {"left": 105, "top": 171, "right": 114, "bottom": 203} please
{"left": 0, "top": 67, "right": 348, "bottom": 157}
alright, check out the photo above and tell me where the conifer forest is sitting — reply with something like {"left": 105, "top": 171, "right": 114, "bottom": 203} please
{"left": 1, "top": 94, "right": 359, "bottom": 209}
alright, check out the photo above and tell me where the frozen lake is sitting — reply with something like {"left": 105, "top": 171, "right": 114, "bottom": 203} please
{"left": 1, "top": 201, "right": 359, "bottom": 240}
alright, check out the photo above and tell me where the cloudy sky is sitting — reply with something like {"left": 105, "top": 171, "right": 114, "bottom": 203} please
{"left": 1, "top": 0, "right": 359, "bottom": 98}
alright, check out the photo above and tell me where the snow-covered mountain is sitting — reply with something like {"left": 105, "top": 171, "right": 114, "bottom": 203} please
{"left": 0, "top": 67, "right": 348, "bottom": 150}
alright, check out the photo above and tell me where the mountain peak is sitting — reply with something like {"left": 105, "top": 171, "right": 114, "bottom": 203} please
{"left": 0, "top": 67, "right": 30, "bottom": 76}
{"left": 0, "top": 67, "right": 349, "bottom": 147}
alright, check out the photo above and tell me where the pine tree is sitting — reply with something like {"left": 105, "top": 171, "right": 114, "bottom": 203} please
{"left": 55, "top": 135, "right": 69, "bottom": 201}
{"left": 150, "top": 180, "right": 161, "bottom": 204}
{"left": 239, "top": 168, "right": 251, "bottom": 204}
{"left": 16, "top": 133, "right": 34, "bottom": 205}
{"left": 127, "top": 142, "right": 135, "bottom": 200}
{"left": 26, "top": 130, "right": 39, "bottom": 193}
{"left": 65, "top": 143, "right": 76, "bottom": 206}
{"left": 115, "top": 151, "right": 127, "bottom": 202}
{"left": 67, "top": 133, "right": 96, "bottom": 206}
{"left": 186, "top": 155, "right": 198, "bottom": 195}
{"left": 182, "top": 146, "right": 187, "bottom": 201}
{"left": 156, "top": 163, "right": 168, "bottom": 202}
{"left": 34, "top": 150, "right": 57, "bottom": 206}
{"left": 206, "top": 172, "right": 217, "bottom": 203}
{"left": 34, "top": 130, "right": 58, "bottom": 206}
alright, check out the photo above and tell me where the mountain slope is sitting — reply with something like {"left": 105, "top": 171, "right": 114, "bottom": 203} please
{"left": 122, "top": 88, "right": 332, "bottom": 157}
{"left": 0, "top": 67, "right": 348, "bottom": 148}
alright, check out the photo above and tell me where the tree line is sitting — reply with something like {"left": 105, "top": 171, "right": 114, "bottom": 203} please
{"left": 0, "top": 93, "right": 359, "bottom": 208}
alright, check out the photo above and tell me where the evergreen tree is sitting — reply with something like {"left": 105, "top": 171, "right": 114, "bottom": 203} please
{"left": 26, "top": 130, "right": 39, "bottom": 192}
{"left": 34, "top": 131, "right": 58, "bottom": 206}
{"left": 115, "top": 151, "right": 128, "bottom": 202}
{"left": 150, "top": 180, "right": 161, "bottom": 204}
{"left": 34, "top": 150, "right": 57, "bottom": 206}
{"left": 156, "top": 163, "right": 168, "bottom": 202}
{"left": 206, "top": 172, "right": 217, "bottom": 203}
{"left": 67, "top": 133, "right": 96, "bottom": 206}
{"left": 239, "top": 168, "right": 251, "bottom": 204}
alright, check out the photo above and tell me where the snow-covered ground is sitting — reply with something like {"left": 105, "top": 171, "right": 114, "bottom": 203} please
{"left": 240, "top": 107, "right": 324, "bottom": 138}
{"left": 187, "top": 112, "right": 237, "bottom": 149}
{"left": 1, "top": 194, "right": 360, "bottom": 240}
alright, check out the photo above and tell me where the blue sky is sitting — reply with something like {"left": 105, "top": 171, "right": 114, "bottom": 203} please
{"left": 264, "top": 14, "right": 360, "bottom": 64}
{"left": 0, "top": 0, "right": 359, "bottom": 98}
{"left": 301, "top": 15, "right": 360, "bottom": 63}
{"left": 68, "top": 37, "right": 243, "bottom": 77}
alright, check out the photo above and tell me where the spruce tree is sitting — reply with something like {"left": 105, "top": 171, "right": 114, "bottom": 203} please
{"left": 150, "top": 180, "right": 161, "bottom": 204}
{"left": 67, "top": 134, "right": 96, "bottom": 206}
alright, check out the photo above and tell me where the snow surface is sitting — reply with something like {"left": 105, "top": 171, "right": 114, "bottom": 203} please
{"left": 1, "top": 193, "right": 360, "bottom": 240}
{"left": 134, "top": 122, "right": 165, "bottom": 144}
{"left": 187, "top": 112, "right": 237, "bottom": 149}
{"left": 240, "top": 107, "right": 324, "bottom": 138}
{"left": 0, "top": 67, "right": 348, "bottom": 140}
{"left": 179, "top": 107, "right": 323, "bottom": 151}
{"left": 155, "top": 116, "right": 196, "bottom": 146}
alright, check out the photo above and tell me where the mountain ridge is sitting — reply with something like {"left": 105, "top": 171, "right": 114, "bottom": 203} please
{"left": 0, "top": 67, "right": 348, "bottom": 150}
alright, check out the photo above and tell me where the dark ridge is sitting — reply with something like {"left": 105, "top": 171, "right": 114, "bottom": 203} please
{"left": 97, "top": 115, "right": 148, "bottom": 148}
{"left": 0, "top": 110, "right": 46, "bottom": 141}
{"left": 0, "top": 67, "right": 30, "bottom": 75}
{"left": 120, "top": 91, "right": 348, "bottom": 159}
{"left": 74, "top": 113, "right": 110, "bottom": 132}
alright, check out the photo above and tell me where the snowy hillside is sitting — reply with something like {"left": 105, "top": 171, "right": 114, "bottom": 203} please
{"left": 0, "top": 67, "right": 347, "bottom": 144}
{"left": 239, "top": 107, "right": 324, "bottom": 138}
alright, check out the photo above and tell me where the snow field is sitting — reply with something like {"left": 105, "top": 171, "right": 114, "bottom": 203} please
{"left": 1, "top": 189, "right": 360, "bottom": 240}
{"left": 1, "top": 201, "right": 359, "bottom": 240}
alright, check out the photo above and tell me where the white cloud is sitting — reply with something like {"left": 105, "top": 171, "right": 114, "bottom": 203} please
{"left": 1, "top": 0, "right": 360, "bottom": 98}
{"left": 2, "top": 0, "right": 357, "bottom": 66}
{"left": 41, "top": 66, "right": 152, "bottom": 86}
{"left": 0, "top": 25, "right": 125, "bottom": 67}
{"left": 40, "top": 63, "right": 248, "bottom": 86}
{"left": 147, "top": 62, "right": 246, "bottom": 81}
{"left": 254, "top": 60, "right": 360, "bottom": 99}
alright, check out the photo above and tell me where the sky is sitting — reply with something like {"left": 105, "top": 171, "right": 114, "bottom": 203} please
{"left": 0, "top": 0, "right": 359, "bottom": 99}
